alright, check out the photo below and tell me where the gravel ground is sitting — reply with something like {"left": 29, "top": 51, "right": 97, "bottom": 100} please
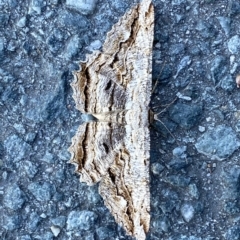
{"left": 1, "top": 0, "right": 240, "bottom": 239}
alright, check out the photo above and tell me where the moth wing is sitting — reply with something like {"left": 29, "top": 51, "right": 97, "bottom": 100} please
{"left": 71, "top": 0, "right": 153, "bottom": 115}
{"left": 99, "top": 127, "right": 150, "bottom": 240}
{"left": 69, "top": 122, "right": 125, "bottom": 185}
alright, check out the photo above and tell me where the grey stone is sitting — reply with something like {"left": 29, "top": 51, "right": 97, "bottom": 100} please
{"left": 86, "top": 39, "right": 102, "bottom": 52}
{"left": 169, "top": 43, "right": 185, "bottom": 55}
{"left": 51, "top": 216, "right": 66, "bottom": 228}
{"left": 41, "top": 151, "right": 54, "bottom": 163}
{"left": 33, "top": 232, "right": 53, "bottom": 240}
{"left": 17, "top": 235, "right": 32, "bottom": 240}
{"left": 219, "top": 74, "right": 235, "bottom": 91}
{"left": 229, "top": 2, "right": 240, "bottom": 15}
{"left": 3, "top": 184, "right": 25, "bottom": 210}
{"left": 26, "top": 212, "right": 40, "bottom": 232}
{"left": 50, "top": 226, "right": 61, "bottom": 237}
{"left": 181, "top": 203, "right": 195, "bottom": 222}
{"left": 96, "top": 226, "right": 115, "bottom": 239}
{"left": 210, "top": 56, "right": 228, "bottom": 85}
{"left": 188, "top": 184, "right": 199, "bottom": 199}
{"left": 29, "top": 0, "right": 46, "bottom": 14}
{"left": 28, "top": 182, "right": 56, "bottom": 202}
{"left": 151, "top": 162, "right": 165, "bottom": 175}
{"left": 169, "top": 103, "right": 202, "bottom": 129}
{"left": 2, "top": 214, "right": 21, "bottom": 230}
{"left": 222, "top": 166, "right": 240, "bottom": 200}
{"left": 195, "top": 125, "right": 240, "bottom": 160}
{"left": 46, "top": 29, "right": 66, "bottom": 55}
{"left": 196, "top": 20, "right": 216, "bottom": 39}
{"left": 25, "top": 73, "right": 67, "bottom": 122}
{"left": 0, "top": 37, "right": 5, "bottom": 62}
{"left": 217, "top": 17, "right": 230, "bottom": 36}
{"left": 172, "top": 146, "right": 187, "bottom": 158}
{"left": 228, "top": 35, "right": 240, "bottom": 54}
{"left": 224, "top": 225, "right": 240, "bottom": 240}
{"left": 65, "top": 35, "right": 82, "bottom": 59}
{"left": 16, "top": 16, "right": 27, "bottom": 28}
{"left": 67, "top": 210, "right": 97, "bottom": 231}
{"left": 59, "top": 10, "right": 87, "bottom": 30}
{"left": 165, "top": 175, "right": 191, "bottom": 187}
{"left": 168, "top": 158, "right": 191, "bottom": 170}
{"left": 22, "top": 160, "right": 38, "bottom": 178}
{"left": 4, "top": 134, "right": 32, "bottom": 163}
{"left": 0, "top": 13, "right": 9, "bottom": 28}
{"left": 174, "top": 56, "right": 191, "bottom": 78}
{"left": 66, "top": 0, "right": 97, "bottom": 15}
{"left": 152, "top": 217, "right": 170, "bottom": 233}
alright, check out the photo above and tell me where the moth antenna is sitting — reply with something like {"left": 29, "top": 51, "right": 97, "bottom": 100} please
{"left": 153, "top": 112, "right": 176, "bottom": 142}
{"left": 151, "top": 60, "right": 166, "bottom": 95}
{"left": 152, "top": 76, "right": 194, "bottom": 111}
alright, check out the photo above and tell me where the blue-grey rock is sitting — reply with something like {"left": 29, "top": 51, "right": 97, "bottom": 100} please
{"left": 219, "top": 74, "right": 235, "bottom": 91}
{"left": 96, "top": 226, "right": 116, "bottom": 239}
{"left": 18, "top": 235, "right": 32, "bottom": 240}
{"left": 210, "top": 56, "right": 228, "bottom": 85}
{"left": 22, "top": 160, "right": 38, "bottom": 178}
{"left": 152, "top": 217, "right": 170, "bottom": 233}
{"left": 151, "top": 162, "right": 165, "bottom": 175}
{"left": 41, "top": 151, "right": 54, "bottom": 163}
{"left": 229, "top": 2, "right": 240, "bottom": 15}
{"left": 224, "top": 225, "right": 240, "bottom": 240}
{"left": 16, "top": 16, "right": 27, "bottom": 28}
{"left": 172, "top": 146, "right": 187, "bottom": 158}
{"left": 196, "top": 20, "right": 216, "bottom": 39}
{"left": 29, "top": 0, "right": 46, "bottom": 14}
{"left": 228, "top": 35, "right": 240, "bottom": 54}
{"left": 2, "top": 214, "right": 21, "bottom": 230}
{"left": 66, "top": 0, "right": 97, "bottom": 15}
{"left": 188, "top": 184, "right": 199, "bottom": 199}
{"left": 52, "top": 192, "right": 64, "bottom": 201}
{"left": 169, "top": 103, "right": 202, "bottom": 129}
{"left": 168, "top": 158, "right": 191, "bottom": 170}
{"left": 67, "top": 210, "right": 97, "bottom": 231}
{"left": 59, "top": 10, "right": 87, "bottom": 30}
{"left": 0, "top": 37, "right": 5, "bottom": 62}
{"left": 165, "top": 175, "right": 191, "bottom": 187}
{"left": 25, "top": 72, "right": 67, "bottom": 123}
{"left": 217, "top": 17, "right": 230, "bottom": 36}
{"left": 86, "top": 39, "right": 102, "bottom": 52}
{"left": 51, "top": 216, "right": 66, "bottom": 228}
{"left": 174, "top": 56, "right": 191, "bottom": 77}
{"left": 195, "top": 125, "right": 240, "bottom": 160}
{"left": 33, "top": 232, "right": 53, "bottom": 240}
{"left": 46, "top": 29, "right": 66, "bottom": 55}
{"left": 65, "top": 35, "right": 82, "bottom": 60}
{"left": 0, "top": 141, "right": 4, "bottom": 159}
{"left": 4, "top": 134, "right": 32, "bottom": 163}
{"left": 224, "top": 201, "right": 239, "bottom": 214}
{"left": 28, "top": 182, "right": 56, "bottom": 202}
{"left": 181, "top": 203, "right": 195, "bottom": 222}
{"left": 3, "top": 184, "right": 25, "bottom": 210}
{"left": 25, "top": 132, "right": 37, "bottom": 143}
{"left": 169, "top": 43, "right": 185, "bottom": 55}
{"left": 222, "top": 166, "right": 240, "bottom": 200}
{"left": 27, "top": 212, "right": 40, "bottom": 232}
{"left": 0, "top": 13, "right": 9, "bottom": 28}
{"left": 172, "top": 0, "right": 188, "bottom": 5}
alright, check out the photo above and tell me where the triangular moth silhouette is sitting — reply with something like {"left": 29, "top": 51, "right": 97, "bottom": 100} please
{"left": 69, "top": 1, "right": 154, "bottom": 239}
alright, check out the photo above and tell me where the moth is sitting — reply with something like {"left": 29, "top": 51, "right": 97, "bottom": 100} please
{"left": 69, "top": 1, "right": 154, "bottom": 239}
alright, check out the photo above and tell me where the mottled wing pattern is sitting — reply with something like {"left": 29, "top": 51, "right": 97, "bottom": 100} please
{"left": 69, "top": 0, "right": 154, "bottom": 240}
{"left": 69, "top": 122, "right": 125, "bottom": 185}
